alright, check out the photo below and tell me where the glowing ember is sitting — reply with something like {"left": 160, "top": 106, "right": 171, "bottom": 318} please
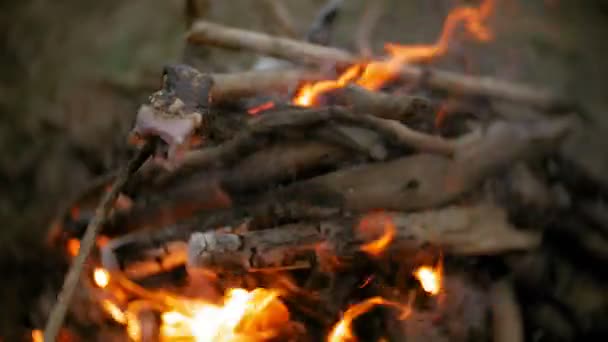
{"left": 327, "top": 297, "right": 411, "bottom": 342}
{"left": 66, "top": 238, "right": 80, "bottom": 257}
{"left": 292, "top": 0, "right": 495, "bottom": 106}
{"left": 413, "top": 265, "right": 442, "bottom": 295}
{"left": 31, "top": 329, "right": 43, "bottom": 342}
{"left": 359, "top": 213, "right": 396, "bottom": 257}
{"left": 93, "top": 268, "right": 110, "bottom": 288}
{"left": 247, "top": 101, "right": 275, "bottom": 116}
{"left": 160, "top": 288, "right": 288, "bottom": 341}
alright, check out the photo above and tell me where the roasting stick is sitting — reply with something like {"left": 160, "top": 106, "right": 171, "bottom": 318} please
{"left": 44, "top": 141, "right": 155, "bottom": 341}
{"left": 188, "top": 20, "right": 575, "bottom": 112}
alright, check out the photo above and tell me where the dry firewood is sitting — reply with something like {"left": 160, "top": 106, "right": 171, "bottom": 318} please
{"left": 312, "top": 123, "right": 388, "bottom": 161}
{"left": 187, "top": 20, "right": 575, "bottom": 112}
{"left": 490, "top": 279, "right": 524, "bottom": 342}
{"left": 188, "top": 20, "right": 354, "bottom": 67}
{"left": 330, "top": 84, "right": 434, "bottom": 121}
{"left": 102, "top": 68, "right": 323, "bottom": 104}
{"left": 103, "top": 141, "right": 352, "bottom": 236}
{"left": 186, "top": 203, "right": 540, "bottom": 272}
{"left": 145, "top": 105, "right": 449, "bottom": 187}
{"left": 164, "top": 106, "right": 455, "bottom": 185}
{"left": 211, "top": 69, "right": 323, "bottom": 102}
{"left": 266, "top": 117, "right": 574, "bottom": 212}
{"left": 132, "top": 116, "right": 572, "bottom": 238}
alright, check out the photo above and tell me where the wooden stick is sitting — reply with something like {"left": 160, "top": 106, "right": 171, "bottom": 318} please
{"left": 187, "top": 203, "right": 541, "bottom": 271}
{"left": 491, "top": 279, "right": 524, "bottom": 342}
{"left": 260, "top": 0, "right": 298, "bottom": 38}
{"left": 211, "top": 69, "right": 323, "bottom": 102}
{"left": 331, "top": 84, "right": 434, "bottom": 122}
{"left": 266, "top": 117, "right": 573, "bottom": 212}
{"left": 44, "top": 141, "right": 155, "bottom": 341}
{"left": 143, "top": 116, "right": 572, "bottom": 236}
{"left": 188, "top": 20, "right": 574, "bottom": 111}
{"left": 182, "top": 106, "right": 455, "bottom": 170}
{"left": 355, "top": 0, "right": 385, "bottom": 57}
{"left": 102, "top": 68, "right": 324, "bottom": 103}
{"left": 104, "top": 141, "right": 351, "bottom": 235}
{"left": 188, "top": 20, "right": 354, "bottom": 67}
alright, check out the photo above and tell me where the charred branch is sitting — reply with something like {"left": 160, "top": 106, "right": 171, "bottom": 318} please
{"left": 187, "top": 203, "right": 540, "bottom": 272}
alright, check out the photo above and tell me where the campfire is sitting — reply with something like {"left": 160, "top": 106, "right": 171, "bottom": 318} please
{"left": 34, "top": 0, "right": 606, "bottom": 341}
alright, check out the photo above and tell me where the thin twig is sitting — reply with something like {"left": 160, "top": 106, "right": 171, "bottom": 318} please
{"left": 355, "top": 0, "right": 385, "bottom": 58}
{"left": 490, "top": 279, "right": 524, "bottom": 342}
{"left": 43, "top": 141, "right": 155, "bottom": 341}
{"left": 260, "top": 0, "right": 298, "bottom": 38}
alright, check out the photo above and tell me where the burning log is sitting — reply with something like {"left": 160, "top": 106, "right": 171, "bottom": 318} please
{"left": 188, "top": 20, "right": 575, "bottom": 112}
{"left": 100, "top": 225, "right": 193, "bottom": 280}
{"left": 187, "top": 203, "right": 540, "bottom": 273}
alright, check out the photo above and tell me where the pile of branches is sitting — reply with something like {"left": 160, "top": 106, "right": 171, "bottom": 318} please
{"left": 41, "top": 4, "right": 608, "bottom": 342}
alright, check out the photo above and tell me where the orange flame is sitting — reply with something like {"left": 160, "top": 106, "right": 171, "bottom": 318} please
{"left": 359, "top": 213, "right": 396, "bottom": 257}
{"left": 93, "top": 268, "right": 110, "bottom": 289}
{"left": 160, "top": 288, "right": 288, "bottom": 341}
{"left": 413, "top": 265, "right": 442, "bottom": 296}
{"left": 293, "top": 64, "right": 363, "bottom": 106}
{"left": 327, "top": 297, "right": 412, "bottom": 342}
{"left": 292, "top": 0, "right": 495, "bottom": 106}
{"left": 31, "top": 329, "right": 43, "bottom": 342}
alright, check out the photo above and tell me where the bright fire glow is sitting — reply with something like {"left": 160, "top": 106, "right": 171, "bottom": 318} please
{"left": 293, "top": 64, "right": 363, "bottom": 106}
{"left": 292, "top": 0, "right": 495, "bottom": 106}
{"left": 101, "top": 299, "right": 127, "bottom": 324}
{"left": 31, "top": 329, "right": 43, "bottom": 342}
{"left": 327, "top": 297, "right": 411, "bottom": 342}
{"left": 93, "top": 268, "right": 110, "bottom": 288}
{"left": 160, "top": 288, "right": 288, "bottom": 341}
{"left": 413, "top": 265, "right": 442, "bottom": 295}
{"left": 359, "top": 214, "right": 396, "bottom": 257}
